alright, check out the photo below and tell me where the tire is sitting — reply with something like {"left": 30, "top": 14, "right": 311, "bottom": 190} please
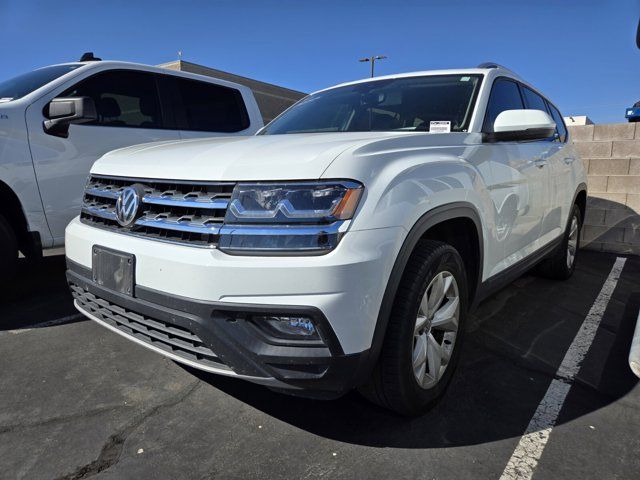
{"left": 360, "top": 240, "right": 468, "bottom": 416}
{"left": 0, "top": 214, "right": 18, "bottom": 281}
{"left": 536, "top": 204, "right": 581, "bottom": 280}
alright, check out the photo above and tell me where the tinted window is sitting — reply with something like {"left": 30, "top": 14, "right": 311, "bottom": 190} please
{"left": 483, "top": 78, "right": 524, "bottom": 132}
{"left": 521, "top": 86, "right": 549, "bottom": 113}
{"left": 0, "top": 64, "right": 81, "bottom": 101}
{"left": 62, "top": 70, "right": 162, "bottom": 128}
{"left": 175, "top": 79, "right": 249, "bottom": 133}
{"left": 547, "top": 102, "right": 567, "bottom": 142}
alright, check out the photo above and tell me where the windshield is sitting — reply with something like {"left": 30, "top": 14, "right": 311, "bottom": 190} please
{"left": 262, "top": 74, "right": 483, "bottom": 135}
{"left": 0, "top": 64, "right": 82, "bottom": 102}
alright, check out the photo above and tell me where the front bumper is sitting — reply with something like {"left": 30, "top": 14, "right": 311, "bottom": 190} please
{"left": 65, "top": 217, "right": 405, "bottom": 395}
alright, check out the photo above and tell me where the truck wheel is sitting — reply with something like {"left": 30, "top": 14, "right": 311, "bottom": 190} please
{"left": 360, "top": 240, "right": 468, "bottom": 416}
{"left": 536, "top": 204, "right": 581, "bottom": 280}
{"left": 0, "top": 214, "right": 18, "bottom": 281}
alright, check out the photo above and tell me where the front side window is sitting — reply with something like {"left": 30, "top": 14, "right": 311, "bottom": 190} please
{"left": 483, "top": 78, "right": 524, "bottom": 132}
{"left": 0, "top": 64, "right": 81, "bottom": 101}
{"left": 175, "top": 78, "right": 250, "bottom": 133}
{"left": 61, "top": 70, "right": 162, "bottom": 128}
{"left": 261, "top": 75, "right": 483, "bottom": 135}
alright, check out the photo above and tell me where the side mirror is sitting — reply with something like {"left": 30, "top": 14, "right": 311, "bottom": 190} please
{"left": 484, "top": 109, "right": 556, "bottom": 143}
{"left": 43, "top": 96, "right": 97, "bottom": 138}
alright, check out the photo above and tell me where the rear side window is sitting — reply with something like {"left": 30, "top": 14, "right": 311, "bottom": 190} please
{"left": 62, "top": 70, "right": 162, "bottom": 129}
{"left": 547, "top": 102, "right": 568, "bottom": 142}
{"left": 175, "top": 78, "right": 250, "bottom": 133}
{"left": 483, "top": 78, "right": 524, "bottom": 132}
{"left": 521, "top": 86, "right": 549, "bottom": 113}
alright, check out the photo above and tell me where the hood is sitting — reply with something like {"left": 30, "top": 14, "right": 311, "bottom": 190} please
{"left": 91, "top": 131, "right": 478, "bottom": 181}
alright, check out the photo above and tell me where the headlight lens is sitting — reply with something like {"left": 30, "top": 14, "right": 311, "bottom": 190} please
{"left": 225, "top": 181, "right": 363, "bottom": 224}
{"left": 219, "top": 180, "right": 363, "bottom": 255}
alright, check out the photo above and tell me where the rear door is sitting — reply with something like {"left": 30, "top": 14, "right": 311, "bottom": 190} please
{"left": 26, "top": 69, "right": 180, "bottom": 242}
{"left": 545, "top": 101, "right": 573, "bottom": 236}
{"left": 167, "top": 77, "right": 255, "bottom": 139}
{"left": 519, "top": 85, "right": 564, "bottom": 243}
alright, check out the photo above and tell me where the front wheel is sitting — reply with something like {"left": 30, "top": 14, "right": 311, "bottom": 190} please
{"left": 360, "top": 240, "right": 468, "bottom": 416}
{"left": 536, "top": 204, "right": 582, "bottom": 280}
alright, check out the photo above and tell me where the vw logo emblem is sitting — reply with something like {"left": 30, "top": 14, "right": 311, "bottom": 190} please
{"left": 115, "top": 185, "right": 143, "bottom": 227}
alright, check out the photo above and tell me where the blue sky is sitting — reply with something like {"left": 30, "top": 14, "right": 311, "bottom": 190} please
{"left": 1, "top": 0, "right": 638, "bottom": 123}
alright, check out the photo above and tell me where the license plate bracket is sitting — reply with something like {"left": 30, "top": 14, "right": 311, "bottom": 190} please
{"left": 92, "top": 246, "right": 135, "bottom": 296}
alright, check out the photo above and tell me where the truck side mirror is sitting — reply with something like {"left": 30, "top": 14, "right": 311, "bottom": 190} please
{"left": 43, "top": 97, "right": 97, "bottom": 138}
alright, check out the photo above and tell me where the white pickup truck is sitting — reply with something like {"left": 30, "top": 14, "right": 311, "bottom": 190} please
{"left": 66, "top": 64, "right": 586, "bottom": 415}
{"left": 0, "top": 55, "right": 263, "bottom": 278}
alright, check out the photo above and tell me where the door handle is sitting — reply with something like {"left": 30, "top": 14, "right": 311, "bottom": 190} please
{"left": 533, "top": 158, "right": 548, "bottom": 168}
{"left": 563, "top": 157, "right": 575, "bottom": 165}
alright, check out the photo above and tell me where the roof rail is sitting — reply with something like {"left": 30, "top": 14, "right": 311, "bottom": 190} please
{"left": 79, "top": 52, "right": 101, "bottom": 62}
{"left": 477, "top": 62, "right": 520, "bottom": 78}
{"left": 477, "top": 62, "right": 510, "bottom": 70}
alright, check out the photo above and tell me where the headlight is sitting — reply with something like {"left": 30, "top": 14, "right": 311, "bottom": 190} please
{"left": 219, "top": 180, "right": 363, "bottom": 255}
{"left": 225, "top": 181, "right": 363, "bottom": 224}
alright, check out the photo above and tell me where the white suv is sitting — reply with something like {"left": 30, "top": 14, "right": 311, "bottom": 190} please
{"left": 65, "top": 64, "right": 586, "bottom": 415}
{"left": 0, "top": 55, "right": 262, "bottom": 278}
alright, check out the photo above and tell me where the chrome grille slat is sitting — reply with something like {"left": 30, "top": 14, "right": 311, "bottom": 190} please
{"left": 142, "top": 196, "right": 229, "bottom": 210}
{"left": 82, "top": 205, "right": 117, "bottom": 221}
{"left": 80, "top": 175, "right": 234, "bottom": 247}
{"left": 85, "top": 187, "right": 122, "bottom": 200}
{"left": 135, "top": 217, "right": 222, "bottom": 235}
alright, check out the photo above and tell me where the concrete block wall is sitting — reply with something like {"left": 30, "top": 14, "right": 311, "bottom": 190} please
{"left": 569, "top": 122, "right": 640, "bottom": 255}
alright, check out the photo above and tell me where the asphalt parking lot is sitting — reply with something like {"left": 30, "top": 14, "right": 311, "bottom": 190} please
{"left": 1, "top": 251, "right": 639, "bottom": 480}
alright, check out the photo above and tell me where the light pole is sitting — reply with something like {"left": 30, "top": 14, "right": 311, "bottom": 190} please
{"left": 359, "top": 55, "right": 387, "bottom": 77}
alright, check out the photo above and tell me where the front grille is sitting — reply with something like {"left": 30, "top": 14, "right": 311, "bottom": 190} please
{"left": 80, "top": 175, "right": 235, "bottom": 247}
{"left": 70, "top": 283, "right": 229, "bottom": 370}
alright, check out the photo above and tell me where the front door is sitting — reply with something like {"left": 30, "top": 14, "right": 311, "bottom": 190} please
{"left": 25, "top": 69, "right": 180, "bottom": 243}
{"left": 481, "top": 77, "right": 551, "bottom": 274}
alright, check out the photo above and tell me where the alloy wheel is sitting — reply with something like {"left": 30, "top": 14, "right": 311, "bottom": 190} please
{"left": 567, "top": 215, "right": 579, "bottom": 269}
{"left": 412, "top": 271, "right": 460, "bottom": 389}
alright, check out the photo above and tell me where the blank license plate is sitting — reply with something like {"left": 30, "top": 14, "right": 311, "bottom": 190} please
{"left": 92, "top": 246, "right": 135, "bottom": 296}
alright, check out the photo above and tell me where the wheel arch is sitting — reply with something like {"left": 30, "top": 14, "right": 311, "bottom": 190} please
{"left": 0, "top": 179, "right": 40, "bottom": 257}
{"left": 573, "top": 183, "right": 587, "bottom": 222}
{"left": 357, "top": 202, "right": 484, "bottom": 385}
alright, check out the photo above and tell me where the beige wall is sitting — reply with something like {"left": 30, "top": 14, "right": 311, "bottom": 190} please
{"left": 569, "top": 123, "right": 640, "bottom": 255}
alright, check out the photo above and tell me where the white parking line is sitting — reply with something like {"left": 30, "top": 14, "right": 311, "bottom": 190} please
{"left": 500, "top": 256, "right": 627, "bottom": 480}
{"left": 6, "top": 313, "right": 84, "bottom": 335}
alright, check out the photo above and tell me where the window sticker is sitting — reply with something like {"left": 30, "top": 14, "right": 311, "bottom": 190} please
{"left": 460, "top": 76, "right": 471, "bottom": 82}
{"left": 429, "top": 121, "right": 451, "bottom": 133}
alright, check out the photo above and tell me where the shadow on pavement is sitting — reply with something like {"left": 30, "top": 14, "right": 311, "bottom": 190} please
{"left": 0, "top": 256, "right": 83, "bottom": 331}
{"left": 188, "top": 251, "right": 640, "bottom": 449}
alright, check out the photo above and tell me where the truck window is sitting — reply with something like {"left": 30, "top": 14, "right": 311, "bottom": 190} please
{"left": 0, "top": 64, "right": 81, "bottom": 101}
{"left": 483, "top": 78, "right": 524, "bottom": 132}
{"left": 174, "top": 78, "right": 250, "bottom": 133}
{"left": 61, "top": 70, "right": 162, "bottom": 129}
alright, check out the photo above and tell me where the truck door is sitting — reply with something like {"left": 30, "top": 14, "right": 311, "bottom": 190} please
{"left": 25, "top": 69, "right": 180, "bottom": 244}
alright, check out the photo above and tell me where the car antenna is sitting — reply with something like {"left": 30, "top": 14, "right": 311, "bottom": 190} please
{"left": 79, "top": 52, "right": 101, "bottom": 62}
